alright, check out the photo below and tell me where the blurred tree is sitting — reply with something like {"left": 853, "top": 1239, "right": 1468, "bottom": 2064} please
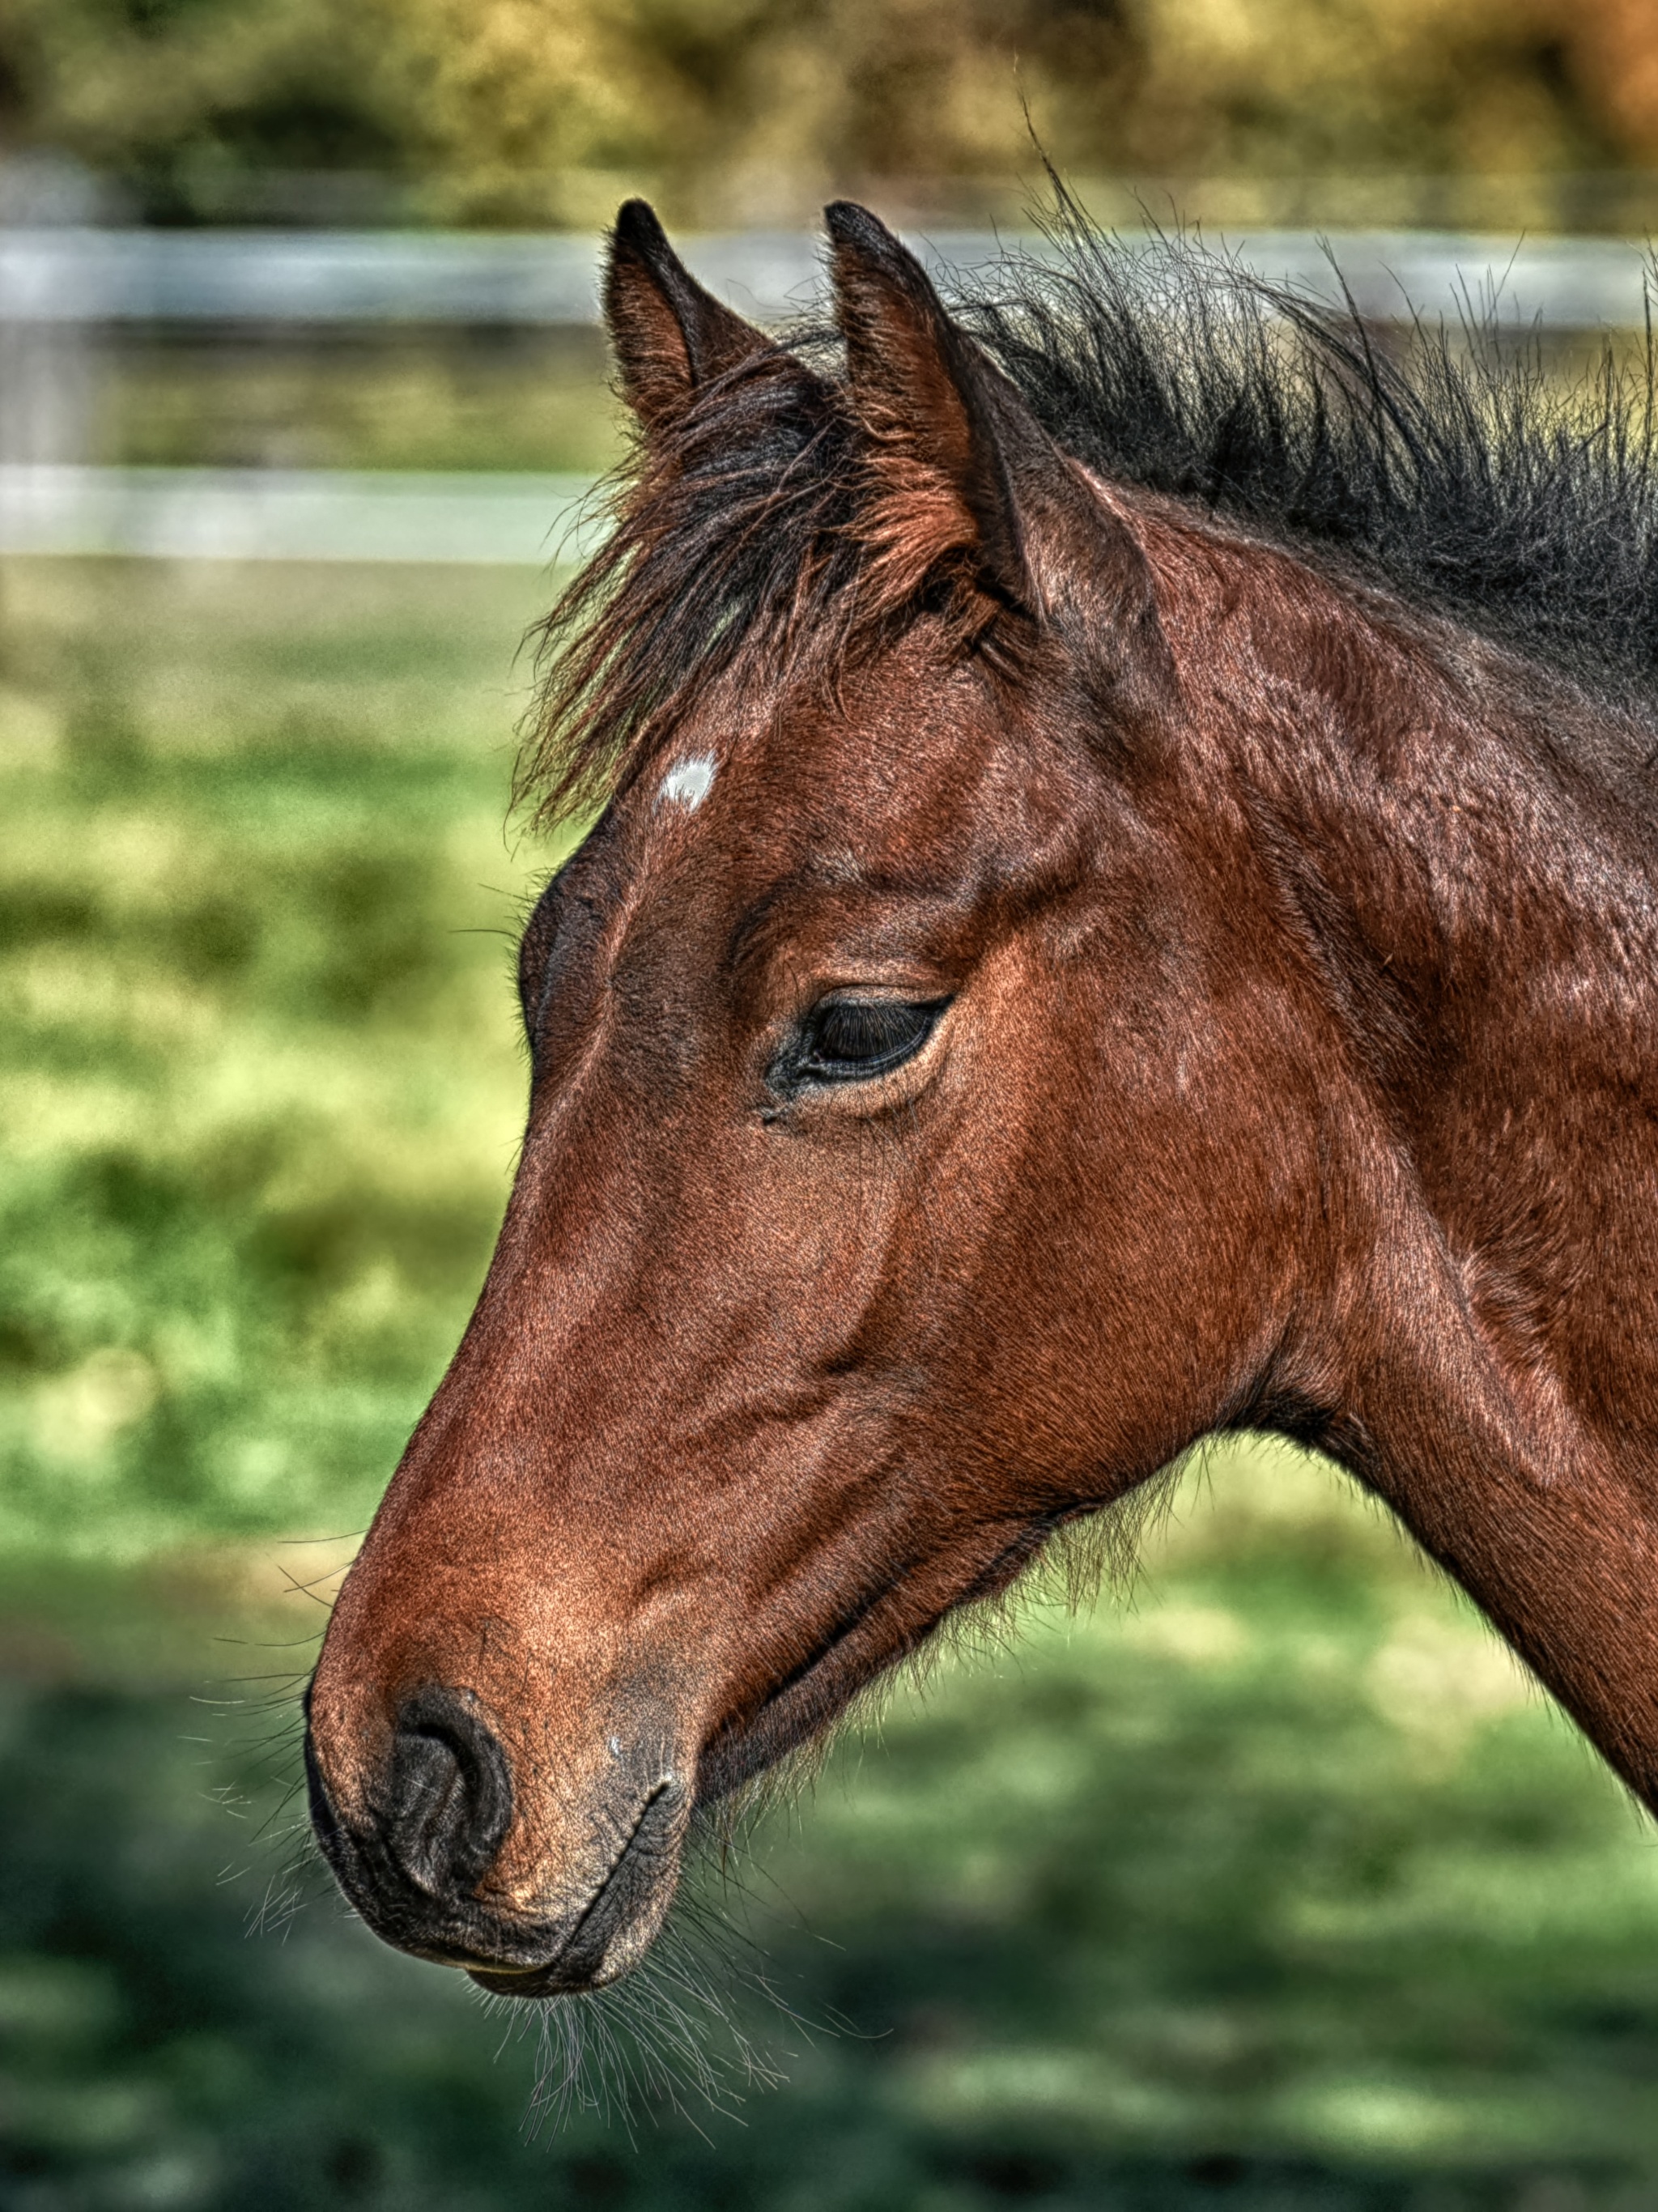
{"left": 0, "top": 0, "right": 1654, "bottom": 226}
{"left": 0, "top": 0, "right": 400, "bottom": 220}
{"left": 359, "top": 0, "right": 1637, "bottom": 223}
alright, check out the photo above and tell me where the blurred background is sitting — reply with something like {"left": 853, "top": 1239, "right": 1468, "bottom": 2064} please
{"left": 8, "top": 4, "right": 1658, "bottom": 2209}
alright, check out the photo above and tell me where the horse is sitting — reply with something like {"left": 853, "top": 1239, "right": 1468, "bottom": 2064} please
{"left": 304, "top": 194, "right": 1658, "bottom": 2004}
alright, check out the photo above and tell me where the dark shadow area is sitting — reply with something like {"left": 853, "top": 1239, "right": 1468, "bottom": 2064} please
{"left": 5, "top": 561, "right": 1658, "bottom": 2209}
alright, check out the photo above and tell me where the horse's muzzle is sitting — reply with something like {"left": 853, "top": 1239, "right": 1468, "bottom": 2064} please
{"left": 304, "top": 1683, "right": 689, "bottom": 1997}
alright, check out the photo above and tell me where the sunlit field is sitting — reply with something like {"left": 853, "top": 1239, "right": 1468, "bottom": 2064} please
{"left": 4, "top": 557, "right": 1658, "bottom": 2211}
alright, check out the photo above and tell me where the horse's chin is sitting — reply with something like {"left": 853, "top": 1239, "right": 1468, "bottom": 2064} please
{"left": 696, "top": 1529, "right": 1054, "bottom": 1805}
{"left": 695, "top": 1637, "right": 887, "bottom": 1805}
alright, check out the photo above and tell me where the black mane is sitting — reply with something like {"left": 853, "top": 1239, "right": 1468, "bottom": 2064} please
{"left": 962, "top": 195, "right": 1658, "bottom": 707}
{"left": 521, "top": 197, "right": 1658, "bottom": 822}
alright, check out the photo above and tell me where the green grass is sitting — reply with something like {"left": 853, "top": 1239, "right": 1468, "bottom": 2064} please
{"left": 104, "top": 330, "right": 627, "bottom": 474}
{"left": 0, "top": 556, "right": 557, "bottom": 1560}
{"left": 3, "top": 556, "right": 1658, "bottom": 2210}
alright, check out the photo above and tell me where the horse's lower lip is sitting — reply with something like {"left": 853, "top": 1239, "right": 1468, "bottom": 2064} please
{"left": 410, "top": 1941, "right": 555, "bottom": 1986}
{"left": 409, "top": 1938, "right": 570, "bottom": 1996}
{"left": 465, "top": 1960, "right": 563, "bottom": 1997}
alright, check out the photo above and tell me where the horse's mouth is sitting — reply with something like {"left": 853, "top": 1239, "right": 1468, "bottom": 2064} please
{"left": 465, "top": 1627, "right": 892, "bottom": 1991}
{"left": 309, "top": 1521, "right": 1054, "bottom": 2001}
{"left": 308, "top": 1729, "right": 690, "bottom": 2002}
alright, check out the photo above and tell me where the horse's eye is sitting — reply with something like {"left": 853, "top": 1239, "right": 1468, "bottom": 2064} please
{"left": 784, "top": 997, "right": 948, "bottom": 1087}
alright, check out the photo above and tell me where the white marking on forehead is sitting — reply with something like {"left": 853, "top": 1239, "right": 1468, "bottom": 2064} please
{"left": 657, "top": 755, "right": 716, "bottom": 812}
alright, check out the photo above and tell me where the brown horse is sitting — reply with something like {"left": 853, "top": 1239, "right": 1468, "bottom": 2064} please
{"left": 305, "top": 197, "right": 1658, "bottom": 2002}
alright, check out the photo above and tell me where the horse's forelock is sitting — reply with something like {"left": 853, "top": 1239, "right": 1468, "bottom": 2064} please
{"left": 516, "top": 311, "right": 1048, "bottom": 834}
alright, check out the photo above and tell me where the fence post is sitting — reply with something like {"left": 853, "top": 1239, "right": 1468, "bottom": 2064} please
{"left": 0, "top": 154, "right": 101, "bottom": 469}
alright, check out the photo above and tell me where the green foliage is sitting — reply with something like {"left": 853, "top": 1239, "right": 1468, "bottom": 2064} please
{"left": 0, "top": 0, "right": 402, "bottom": 221}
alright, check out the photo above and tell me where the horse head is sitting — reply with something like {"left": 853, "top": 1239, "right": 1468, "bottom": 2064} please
{"left": 304, "top": 199, "right": 1658, "bottom": 1997}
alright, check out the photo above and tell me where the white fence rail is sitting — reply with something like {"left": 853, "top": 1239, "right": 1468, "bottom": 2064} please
{"left": 1, "top": 226, "right": 1652, "bottom": 561}
{"left": 0, "top": 228, "right": 699, "bottom": 325}
{"left": 0, "top": 225, "right": 1652, "bottom": 328}
{"left": 0, "top": 464, "right": 600, "bottom": 564}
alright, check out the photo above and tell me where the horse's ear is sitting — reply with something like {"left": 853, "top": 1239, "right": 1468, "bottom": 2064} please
{"left": 826, "top": 200, "right": 1077, "bottom": 615}
{"left": 606, "top": 200, "right": 772, "bottom": 433}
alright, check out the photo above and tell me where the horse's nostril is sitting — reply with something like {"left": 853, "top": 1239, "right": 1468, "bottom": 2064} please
{"left": 384, "top": 1687, "right": 512, "bottom": 1901}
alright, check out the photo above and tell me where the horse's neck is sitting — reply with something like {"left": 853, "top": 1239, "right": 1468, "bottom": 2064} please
{"left": 1211, "top": 579, "right": 1658, "bottom": 1802}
